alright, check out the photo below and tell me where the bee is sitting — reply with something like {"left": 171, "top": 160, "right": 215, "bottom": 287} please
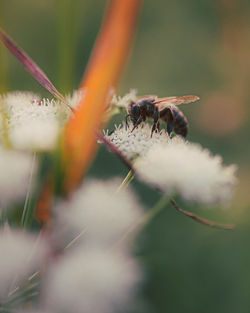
{"left": 126, "top": 95, "right": 199, "bottom": 138}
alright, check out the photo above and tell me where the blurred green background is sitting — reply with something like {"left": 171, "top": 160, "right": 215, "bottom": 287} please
{"left": 1, "top": 1, "right": 250, "bottom": 312}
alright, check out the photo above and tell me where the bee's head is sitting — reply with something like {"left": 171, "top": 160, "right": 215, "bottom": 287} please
{"left": 130, "top": 103, "right": 141, "bottom": 125}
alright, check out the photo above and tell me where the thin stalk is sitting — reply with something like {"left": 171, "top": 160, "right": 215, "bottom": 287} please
{"left": 28, "top": 271, "right": 39, "bottom": 282}
{"left": 117, "top": 170, "right": 134, "bottom": 192}
{"left": 7, "top": 227, "right": 87, "bottom": 300}
{"left": 6, "top": 282, "right": 39, "bottom": 304}
{"left": 64, "top": 228, "right": 87, "bottom": 250}
{"left": 56, "top": 0, "right": 78, "bottom": 92}
{"left": 170, "top": 199, "right": 235, "bottom": 230}
{"left": 7, "top": 228, "right": 43, "bottom": 299}
{"left": 144, "top": 194, "right": 170, "bottom": 227}
{"left": 21, "top": 152, "right": 36, "bottom": 228}
{"left": 5, "top": 291, "right": 39, "bottom": 307}
{"left": 111, "top": 195, "right": 169, "bottom": 250}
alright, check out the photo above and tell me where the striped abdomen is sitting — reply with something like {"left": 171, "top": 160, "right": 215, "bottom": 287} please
{"left": 172, "top": 106, "right": 188, "bottom": 137}
{"left": 160, "top": 105, "right": 188, "bottom": 138}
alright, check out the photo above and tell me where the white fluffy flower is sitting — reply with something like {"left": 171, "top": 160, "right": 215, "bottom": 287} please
{"left": 42, "top": 248, "right": 141, "bottom": 313}
{"left": 9, "top": 118, "right": 60, "bottom": 151}
{"left": 52, "top": 178, "right": 143, "bottom": 250}
{"left": 2, "top": 92, "right": 63, "bottom": 151}
{"left": 0, "top": 147, "right": 36, "bottom": 207}
{"left": 0, "top": 91, "right": 80, "bottom": 151}
{"left": 106, "top": 90, "right": 137, "bottom": 118}
{"left": 104, "top": 123, "right": 170, "bottom": 161}
{"left": 135, "top": 138, "right": 237, "bottom": 205}
{"left": 0, "top": 227, "right": 46, "bottom": 300}
{"left": 111, "top": 89, "right": 137, "bottom": 109}
{"left": 65, "top": 89, "right": 84, "bottom": 110}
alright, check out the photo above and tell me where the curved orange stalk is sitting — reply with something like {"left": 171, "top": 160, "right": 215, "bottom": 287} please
{"left": 62, "top": 0, "right": 142, "bottom": 194}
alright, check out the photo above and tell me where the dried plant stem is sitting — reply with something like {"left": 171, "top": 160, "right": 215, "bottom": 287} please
{"left": 0, "top": 2, "right": 8, "bottom": 92}
{"left": 170, "top": 199, "right": 235, "bottom": 230}
{"left": 0, "top": 28, "right": 70, "bottom": 108}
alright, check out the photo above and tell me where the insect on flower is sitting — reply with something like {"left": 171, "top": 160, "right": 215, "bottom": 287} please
{"left": 126, "top": 95, "right": 200, "bottom": 137}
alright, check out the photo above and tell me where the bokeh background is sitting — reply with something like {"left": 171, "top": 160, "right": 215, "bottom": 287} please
{"left": 1, "top": 1, "right": 250, "bottom": 312}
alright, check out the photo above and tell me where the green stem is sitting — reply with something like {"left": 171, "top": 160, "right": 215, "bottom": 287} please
{"left": 117, "top": 170, "right": 134, "bottom": 192}
{"left": 111, "top": 195, "right": 169, "bottom": 250}
{"left": 143, "top": 194, "right": 169, "bottom": 228}
{"left": 5, "top": 291, "right": 39, "bottom": 307}
{"left": 6, "top": 282, "right": 39, "bottom": 305}
{"left": 21, "top": 152, "right": 36, "bottom": 229}
{"left": 56, "top": 0, "right": 78, "bottom": 93}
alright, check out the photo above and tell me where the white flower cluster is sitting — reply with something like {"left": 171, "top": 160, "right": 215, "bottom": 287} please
{"left": 0, "top": 91, "right": 75, "bottom": 151}
{"left": 0, "top": 147, "right": 36, "bottom": 207}
{"left": 51, "top": 178, "right": 142, "bottom": 250}
{"left": 42, "top": 179, "right": 143, "bottom": 313}
{"left": 107, "top": 89, "right": 137, "bottom": 118}
{"left": 135, "top": 139, "right": 237, "bottom": 205}
{"left": 111, "top": 89, "right": 137, "bottom": 109}
{"left": 104, "top": 123, "right": 171, "bottom": 161}
{"left": 0, "top": 227, "right": 46, "bottom": 301}
{"left": 0, "top": 91, "right": 81, "bottom": 209}
{"left": 65, "top": 89, "right": 85, "bottom": 110}
{"left": 105, "top": 124, "right": 237, "bottom": 205}
{"left": 43, "top": 248, "right": 140, "bottom": 313}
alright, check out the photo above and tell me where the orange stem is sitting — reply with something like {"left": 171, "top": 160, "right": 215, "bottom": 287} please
{"left": 62, "top": 0, "right": 142, "bottom": 194}
{"left": 36, "top": 174, "right": 54, "bottom": 223}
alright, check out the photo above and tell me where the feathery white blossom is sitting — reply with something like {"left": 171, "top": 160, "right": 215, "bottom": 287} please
{"left": 135, "top": 138, "right": 237, "bottom": 205}
{"left": 1, "top": 92, "right": 61, "bottom": 151}
{"left": 0, "top": 227, "right": 46, "bottom": 300}
{"left": 0, "top": 91, "right": 81, "bottom": 151}
{"left": 0, "top": 147, "right": 36, "bottom": 207}
{"left": 52, "top": 178, "right": 143, "bottom": 250}
{"left": 42, "top": 248, "right": 141, "bottom": 313}
{"left": 106, "top": 90, "right": 137, "bottom": 117}
{"left": 65, "top": 89, "right": 84, "bottom": 110}
{"left": 111, "top": 89, "right": 137, "bottom": 109}
{"left": 104, "top": 123, "right": 171, "bottom": 161}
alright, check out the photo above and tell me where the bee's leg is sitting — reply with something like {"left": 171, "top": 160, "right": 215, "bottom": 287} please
{"left": 156, "top": 121, "right": 161, "bottom": 132}
{"left": 131, "top": 115, "right": 143, "bottom": 133}
{"left": 125, "top": 114, "right": 131, "bottom": 130}
{"left": 151, "top": 107, "right": 160, "bottom": 137}
{"left": 165, "top": 108, "right": 174, "bottom": 138}
{"left": 167, "top": 122, "right": 174, "bottom": 137}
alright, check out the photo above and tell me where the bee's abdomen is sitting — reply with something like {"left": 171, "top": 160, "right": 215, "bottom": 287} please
{"left": 172, "top": 107, "right": 189, "bottom": 137}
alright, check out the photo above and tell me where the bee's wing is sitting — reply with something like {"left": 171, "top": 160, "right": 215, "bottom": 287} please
{"left": 154, "top": 95, "right": 200, "bottom": 109}
{"left": 136, "top": 95, "right": 158, "bottom": 102}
